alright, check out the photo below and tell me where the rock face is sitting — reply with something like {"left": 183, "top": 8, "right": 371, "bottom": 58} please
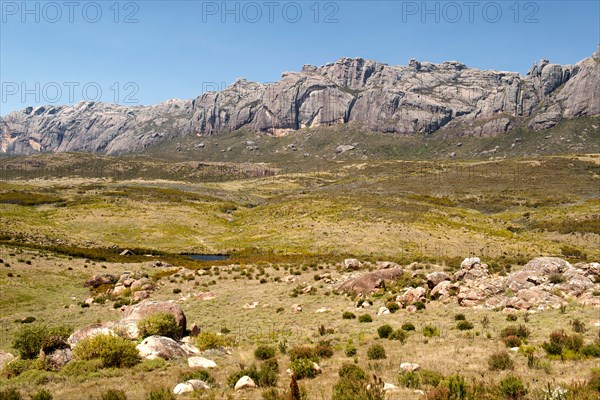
{"left": 2, "top": 52, "right": 599, "bottom": 155}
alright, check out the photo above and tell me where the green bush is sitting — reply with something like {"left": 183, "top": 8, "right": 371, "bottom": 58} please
{"left": 60, "top": 359, "right": 103, "bottom": 376}
{"left": 389, "top": 329, "right": 408, "bottom": 344}
{"left": 338, "top": 363, "right": 367, "bottom": 380}
{"left": 1, "top": 359, "right": 33, "bottom": 379}
{"left": 137, "top": 313, "right": 181, "bottom": 340}
{"left": 31, "top": 389, "right": 53, "bottom": 400}
{"left": 290, "top": 358, "right": 318, "bottom": 380}
{"left": 385, "top": 301, "right": 400, "bottom": 313}
{"left": 145, "top": 388, "right": 175, "bottom": 400}
{"left": 196, "top": 331, "right": 231, "bottom": 351}
{"left": 377, "top": 324, "right": 393, "bottom": 339}
{"left": 500, "top": 325, "right": 530, "bottom": 340}
{"left": 0, "top": 388, "right": 22, "bottom": 400}
{"left": 446, "top": 374, "right": 468, "bottom": 400}
{"left": 542, "top": 330, "right": 584, "bottom": 356}
{"left": 488, "top": 351, "right": 514, "bottom": 371}
{"left": 342, "top": 311, "right": 356, "bottom": 320}
{"left": 367, "top": 344, "right": 386, "bottom": 360}
{"left": 99, "top": 390, "right": 128, "bottom": 400}
{"left": 401, "top": 322, "right": 415, "bottom": 331}
{"left": 345, "top": 343, "right": 357, "bottom": 357}
{"left": 456, "top": 321, "right": 474, "bottom": 331}
{"left": 506, "top": 314, "right": 518, "bottom": 322}
{"left": 582, "top": 342, "right": 600, "bottom": 357}
{"left": 179, "top": 368, "right": 213, "bottom": 384}
{"left": 454, "top": 313, "right": 466, "bottom": 321}
{"left": 315, "top": 342, "right": 334, "bottom": 359}
{"left": 398, "top": 371, "right": 421, "bottom": 388}
{"left": 73, "top": 334, "right": 140, "bottom": 368}
{"left": 11, "top": 324, "right": 72, "bottom": 359}
{"left": 549, "top": 273, "right": 565, "bottom": 284}
{"left": 288, "top": 346, "right": 318, "bottom": 362}
{"left": 503, "top": 335, "right": 522, "bottom": 348}
{"left": 499, "top": 375, "right": 527, "bottom": 399}
{"left": 254, "top": 345, "right": 276, "bottom": 360}
{"left": 423, "top": 325, "right": 439, "bottom": 337}
{"left": 358, "top": 314, "right": 372, "bottom": 323}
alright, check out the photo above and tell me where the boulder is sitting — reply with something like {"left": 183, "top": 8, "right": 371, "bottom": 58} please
{"left": 426, "top": 272, "right": 451, "bottom": 289}
{"left": 133, "top": 290, "right": 150, "bottom": 302}
{"left": 291, "top": 304, "right": 302, "bottom": 312}
{"left": 84, "top": 273, "right": 118, "bottom": 288}
{"left": 120, "top": 301, "right": 186, "bottom": 338}
{"left": 454, "top": 258, "right": 489, "bottom": 281}
{"left": 522, "top": 257, "right": 571, "bottom": 275}
{"left": 188, "top": 356, "right": 217, "bottom": 368}
{"left": 0, "top": 351, "right": 15, "bottom": 370}
{"left": 337, "top": 267, "right": 404, "bottom": 294}
{"left": 46, "top": 348, "right": 73, "bottom": 370}
{"left": 400, "top": 287, "right": 426, "bottom": 305}
{"left": 377, "top": 306, "right": 390, "bottom": 316}
{"left": 431, "top": 281, "right": 453, "bottom": 299}
{"left": 376, "top": 261, "right": 399, "bottom": 269}
{"left": 190, "top": 323, "right": 201, "bottom": 337}
{"left": 234, "top": 376, "right": 257, "bottom": 390}
{"left": 344, "top": 259, "right": 361, "bottom": 270}
{"left": 400, "top": 363, "right": 420, "bottom": 372}
{"left": 136, "top": 336, "right": 189, "bottom": 360}
{"left": 173, "top": 380, "right": 209, "bottom": 395}
{"left": 68, "top": 323, "right": 119, "bottom": 346}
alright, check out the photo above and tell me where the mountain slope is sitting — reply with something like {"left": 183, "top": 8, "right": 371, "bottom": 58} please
{"left": 1, "top": 50, "right": 599, "bottom": 156}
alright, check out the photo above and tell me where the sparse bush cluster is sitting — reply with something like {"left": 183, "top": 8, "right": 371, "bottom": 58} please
{"left": 11, "top": 324, "right": 73, "bottom": 359}
{"left": 73, "top": 334, "right": 140, "bottom": 368}
{"left": 137, "top": 313, "right": 181, "bottom": 340}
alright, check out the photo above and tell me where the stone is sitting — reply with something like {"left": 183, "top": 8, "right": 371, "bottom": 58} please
{"left": 173, "top": 380, "right": 209, "bottom": 395}
{"left": 400, "top": 363, "right": 420, "bottom": 372}
{"left": 0, "top": 351, "right": 15, "bottom": 370}
{"left": 234, "top": 376, "right": 257, "bottom": 390}
{"left": 243, "top": 302, "right": 259, "bottom": 309}
{"left": 377, "top": 306, "right": 390, "bottom": 315}
{"left": 84, "top": 273, "right": 118, "bottom": 288}
{"left": 426, "top": 271, "right": 451, "bottom": 289}
{"left": 291, "top": 304, "right": 302, "bottom": 312}
{"left": 376, "top": 261, "right": 399, "bottom": 269}
{"left": 120, "top": 301, "right": 186, "bottom": 338}
{"left": 343, "top": 258, "right": 361, "bottom": 270}
{"left": 68, "top": 323, "right": 119, "bottom": 346}
{"left": 336, "top": 145, "right": 355, "bottom": 154}
{"left": 431, "top": 281, "right": 453, "bottom": 299}
{"left": 136, "top": 335, "right": 189, "bottom": 360}
{"left": 400, "top": 287, "right": 426, "bottom": 305}
{"left": 46, "top": 348, "right": 73, "bottom": 370}
{"left": 190, "top": 323, "right": 201, "bottom": 337}
{"left": 188, "top": 356, "right": 217, "bottom": 368}
{"left": 383, "top": 383, "right": 399, "bottom": 392}
{"left": 337, "top": 267, "right": 404, "bottom": 294}
{"left": 133, "top": 290, "right": 150, "bottom": 301}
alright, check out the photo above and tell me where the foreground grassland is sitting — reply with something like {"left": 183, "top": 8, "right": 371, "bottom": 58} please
{"left": 0, "top": 153, "right": 599, "bottom": 399}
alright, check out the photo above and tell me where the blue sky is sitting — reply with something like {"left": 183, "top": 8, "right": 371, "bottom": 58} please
{"left": 1, "top": 0, "right": 598, "bottom": 115}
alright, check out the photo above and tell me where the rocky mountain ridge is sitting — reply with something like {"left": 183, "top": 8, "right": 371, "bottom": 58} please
{"left": 2, "top": 50, "right": 599, "bottom": 155}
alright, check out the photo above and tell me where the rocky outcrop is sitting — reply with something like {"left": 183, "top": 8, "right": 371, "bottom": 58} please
{"left": 2, "top": 52, "right": 598, "bottom": 155}
{"left": 120, "top": 300, "right": 187, "bottom": 338}
{"left": 337, "top": 267, "right": 404, "bottom": 294}
{"left": 136, "top": 335, "right": 190, "bottom": 360}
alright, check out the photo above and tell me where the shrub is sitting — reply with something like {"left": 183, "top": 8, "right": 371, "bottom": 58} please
{"left": 500, "top": 325, "right": 530, "bottom": 340}
{"left": 454, "top": 313, "right": 466, "bottom": 321}
{"left": 446, "top": 374, "right": 468, "bottom": 400}
{"left": 456, "top": 321, "right": 473, "bottom": 331}
{"left": 11, "top": 324, "right": 72, "bottom": 359}
{"left": 60, "top": 359, "right": 102, "bottom": 376}
{"left": 172, "top": 288, "right": 181, "bottom": 294}
{"left": 414, "top": 301, "right": 426, "bottom": 310}
{"left": 227, "top": 365, "right": 260, "bottom": 388}
{"left": 419, "top": 369, "right": 444, "bottom": 387}
{"left": 99, "top": 390, "right": 128, "bottom": 400}
{"left": 488, "top": 351, "right": 514, "bottom": 371}
{"left": 385, "top": 301, "right": 400, "bottom": 313}
{"left": 73, "top": 334, "right": 140, "bottom": 368}
{"left": 542, "top": 330, "right": 584, "bottom": 356}
{"left": 401, "top": 322, "right": 415, "bottom": 331}
{"left": 499, "top": 375, "right": 527, "bottom": 399}
{"left": 31, "top": 389, "right": 53, "bottom": 400}
{"left": 342, "top": 311, "right": 356, "bottom": 320}
{"left": 338, "top": 363, "right": 367, "bottom": 380}
{"left": 581, "top": 342, "right": 600, "bottom": 357}
{"left": 367, "top": 344, "right": 386, "bottom": 360}
{"left": 289, "top": 345, "right": 318, "bottom": 362}
{"left": 0, "top": 388, "right": 22, "bottom": 400}
{"left": 254, "top": 345, "right": 276, "bottom": 360}
{"left": 571, "top": 319, "right": 587, "bottom": 333}
{"left": 315, "top": 342, "right": 334, "bottom": 359}
{"left": 180, "top": 368, "right": 213, "bottom": 384}
{"left": 1, "top": 359, "right": 32, "bottom": 378}
{"left": 196, "top": 331, "right": 230, "bottom": 351}
{"left": 398, "top": 371, "right": 421, "bottom": 388}
{"left": 423, "top": 325, "right": 439, "bottom": 337}
{"left": 137, "top": 313, "right": 181, "bottom": 340}
{"left": 358, "top": 314, "right": 372, "bottom": 323}
{"left": 146, "top": 388, "right": 175, "bottom": 400}
{"left": 345, "top": 343, "right": 357, "bottom": 357}
{"left": 503, "top": 335, "right": 522, "bottom": 348}
{"left": 549, "top": 273, "right": 565, "bottom": 284}
{"left": 290, "top": 358, "right": 318, "bottom": 379}
{"left": 377, "top": 324, "right": 393, "bottom": 339}
{"left": 390, "top": 329, "right": 408, "bottom": 343}
{"left": 506, "top": 314, "right": 518, "bottom": 322}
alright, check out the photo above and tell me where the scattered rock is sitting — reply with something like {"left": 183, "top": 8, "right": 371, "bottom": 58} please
{"left": 173, "top": 380, "right": 209, "bottom": 394}
{"left": 234, "top": 376, "right": 257, "bottom": 390}
{"left": 84, "top": 273, "right": 118, "bottom": 288}
{"left": 46, "top": 348, "right": 73, "bottom": 370}
{"left": 291, "top": 304, "right": 302, "bottom": 312}
{"left": 136, "top": 336, "right": 189, "bottom": 360}
{"left": 243, "top": 302, "right": 259, "bottom": 310}
{"left": 400, "top": 287, "right": 426, "bottom": 305}
{"left": 336, "top": 145, "right": 355, "bottom": 154}
{"left": 400, "top": 363, "right": 420, "bottom": 372}
{"left": 377, "top": 306, "right": 390, "bottom": 315}
{"left": 0, "top": 351, "right": 15, "bottom": 370}
{"left": 188, "top": 356, "right": 217, "bottom": 368}
{"left": 343, "top": 258, "right": 361, "bottom": 270}
{"left": 426, "top": 271, "right": 451, "bottom": 289}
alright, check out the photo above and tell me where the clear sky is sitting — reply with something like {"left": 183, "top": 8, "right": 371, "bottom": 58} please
{"left": 1, "top": 0, "right": 598, "bottom": 115}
